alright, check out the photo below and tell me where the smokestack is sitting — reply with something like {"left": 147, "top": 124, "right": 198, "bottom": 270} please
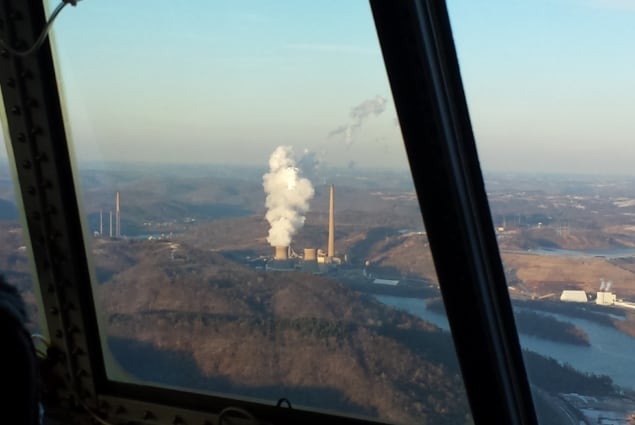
{"left": 275, "top": 246, "right": 289, "bottom": 260}
{"left": 109, "top": 211, "right": 113, "bottom": 238}
{"left": 99, "top": 209, "right": 103, "bottom": 235}
{"left": 328, "top": 184, "right": 335, "bottom": 258}
{"left": 115, "top": 191, "right": 121, "bottom": 238}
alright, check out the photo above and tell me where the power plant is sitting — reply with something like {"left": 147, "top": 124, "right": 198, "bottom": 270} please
{"left": 97, "top": 192, "right": 122, "bottom": 239}
{"left": 267, "top": 184, "right": 342, "bottom": 272}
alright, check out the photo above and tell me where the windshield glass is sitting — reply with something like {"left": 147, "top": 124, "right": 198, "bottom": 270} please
{"left": 47, "top": 1, "right": 474, "bottom": 423}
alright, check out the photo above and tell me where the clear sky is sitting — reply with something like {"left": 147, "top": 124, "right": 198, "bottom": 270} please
{"left": 44, "top": 0, "right": 635, "bottom": 173}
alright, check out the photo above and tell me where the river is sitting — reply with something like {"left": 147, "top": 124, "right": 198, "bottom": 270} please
{"left": 376, "top": 295, "right": 635, "bottom": 390}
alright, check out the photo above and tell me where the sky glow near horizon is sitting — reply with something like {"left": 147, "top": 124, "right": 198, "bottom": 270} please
{"left": 42, "top": 0, "right": 635, "bottom": 174}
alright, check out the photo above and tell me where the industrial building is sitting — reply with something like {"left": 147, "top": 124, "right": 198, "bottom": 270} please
{"left": 559, "top": 290, "right": 589, "bottom": 303}
{"left": 559, "top": 287, "right": 635, "bottom": 311}
{"left": 596, "top": 291, "right": 617, "bottom": 306}
{"left": 267, "top": 184, "right": 341, "bottom": 273}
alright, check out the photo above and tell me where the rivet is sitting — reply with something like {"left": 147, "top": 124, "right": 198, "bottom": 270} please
{"left": 6, "top": 78, "right": 15, "bottom": 88}
{"left": 55, "top": 329, "right": 63, "bottom": 338}
{"left": 22, "top": 159, "right": 31, "bottom": 169}
{"left": 49, "top": 307, "right": 58, "bottom": 315}
{"left": 10, "top": 105, "right": 20, "bottom": 115}
{"left": 16, "top": 133, "right": 25, "bottom": 142}
{"left": 71, "top": 347, "right": 84, "bottom": 356}
{"left": 0, "top": 50, "right": 8, "bottom": 58}
{"left": 30, "top": 126, "right": 41, "bottom": 136}
{"left": 35, "top": 153, "right": 47, "bottom": 162}
{"left": 20, "top": 70, "right": 32, "bottom": 80}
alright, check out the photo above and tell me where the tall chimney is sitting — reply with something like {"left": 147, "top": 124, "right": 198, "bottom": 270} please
{"left": 109, "top": 211, "right": 113, "bottom": 238}
{"left": 99, "top": 209, "right": 103, "bottom": 235}
{"left": 327, "top": 184, "right": 335, "bottom": 258}
{"left": 115, "top": 191, "right": 121, "bottom": 238}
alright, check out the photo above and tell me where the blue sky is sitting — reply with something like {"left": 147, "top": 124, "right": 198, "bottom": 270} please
{"left": 40, "top": 0, "right": 635, "bottom": 173}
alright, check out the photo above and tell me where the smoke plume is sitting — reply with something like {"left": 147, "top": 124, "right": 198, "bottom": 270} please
{"left": 329, "top": 95, "right": 388, "bottom": 146}
{"left": 263, "top": 146, "right": 315, "bottom": 247}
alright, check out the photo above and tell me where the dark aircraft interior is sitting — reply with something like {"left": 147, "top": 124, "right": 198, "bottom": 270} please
{"left": 0, "top": 1, "right": 541, "bottom": 424}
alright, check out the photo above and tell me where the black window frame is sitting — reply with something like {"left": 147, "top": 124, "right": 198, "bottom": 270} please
{"left": 0, "top": 1, "right": 538, "bottom": 424}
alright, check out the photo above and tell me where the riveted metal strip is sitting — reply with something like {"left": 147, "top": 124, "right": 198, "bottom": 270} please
{"left": 0, "top": 0, "right": 103, "bottom": 409}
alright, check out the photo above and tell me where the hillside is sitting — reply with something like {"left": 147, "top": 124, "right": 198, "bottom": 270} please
{"left": 96, "top": 239, "right": 470, "bottom": 424}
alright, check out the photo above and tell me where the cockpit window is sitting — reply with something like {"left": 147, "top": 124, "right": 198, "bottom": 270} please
{"left": 447, "top": 0, "right": 635, "bottom": 422}
{"left": 47, "top": 1, "right": 476, "bottom": 423}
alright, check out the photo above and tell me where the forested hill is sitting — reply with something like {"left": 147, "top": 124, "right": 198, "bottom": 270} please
{"left": 97, "top": 239, "right": 471, "bottom": 424}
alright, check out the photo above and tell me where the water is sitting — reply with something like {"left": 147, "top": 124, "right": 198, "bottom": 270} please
{"left": 376, "top": 295, "right": 635, "bottom": 390}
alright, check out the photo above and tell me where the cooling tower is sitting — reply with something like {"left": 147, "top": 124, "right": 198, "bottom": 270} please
{"left": 275, "top": 246, "right": 289, "bottom": 260}
{"left": 327, "top": 184, "right": 335, "bottom": 258}
{"left": 304, "top": 248, "right": 317, "bottom": 261}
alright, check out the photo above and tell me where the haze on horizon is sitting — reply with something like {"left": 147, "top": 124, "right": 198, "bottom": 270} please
{"left": 21, "top": 0, "right": 635, "bottom": 174}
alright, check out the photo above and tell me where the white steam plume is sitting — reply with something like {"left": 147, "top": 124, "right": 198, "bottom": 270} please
{"left": 329, "top": 95, "right": 388, "bottom": 146}
{"left": 263, "top": 146, "right": 315, "bottom": 247}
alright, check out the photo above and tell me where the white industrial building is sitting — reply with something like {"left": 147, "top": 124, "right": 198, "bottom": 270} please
{"left": 373, "top": 279, "right": 399, "bottom": 286}
{"left": 596, "top": 291, "right": 617, "bottom": 306}
{"left": 559, "top": 290, "right": 588, "bottom": 303}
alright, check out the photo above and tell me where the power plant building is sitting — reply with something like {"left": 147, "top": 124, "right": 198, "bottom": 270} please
{"left": 304, "top": 248, "right": 317, "bottom": 261}
{"left": 274, "top": 246, "right": 289, "bottom": 261}
{"left": 560, "top": 290, "right": 588, "bottom": 303}
{"left": 596, "top": 291, "right": 617, "bottom": 306}
{"left": 267, "top": 183, "right": 342, "bottom": 273}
